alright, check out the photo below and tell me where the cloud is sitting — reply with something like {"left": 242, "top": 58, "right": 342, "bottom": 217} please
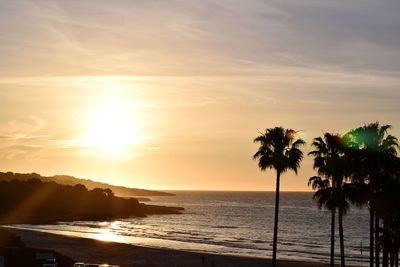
{"left": 0, "top": 116, "right": 50, "bottom": 159}
{"left": 0, "top": 0, "right": 399, "bottom": 77}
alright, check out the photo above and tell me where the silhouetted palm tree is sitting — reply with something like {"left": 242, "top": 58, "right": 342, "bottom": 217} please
{"left": 308, "top": 176, "right": 337, "bottom": 267}
{"left": 308, "top": 133, "right": 349, "bottom": 267}
{"left": 375, "top": 160, "right": 400, "bottom": 267}
{"left": 344, "top": 123, "right": 399, "bottom": 267}
{"left": 253, "top": 127, "right": 305, "bottom": 267}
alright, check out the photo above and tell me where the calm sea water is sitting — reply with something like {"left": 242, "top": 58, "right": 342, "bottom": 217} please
{"left": 10, "top": 191, "right": 370, "bottom": 265}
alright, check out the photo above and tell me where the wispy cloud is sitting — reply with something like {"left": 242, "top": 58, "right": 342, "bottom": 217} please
{"left": 1, "top": 0, "right": 399, "bottom": 77}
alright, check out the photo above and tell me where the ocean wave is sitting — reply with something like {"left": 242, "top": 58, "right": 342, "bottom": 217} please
{"left": 213, "top": 225, "right": 239, "bottom": 229}
{"left": 8, "top": 192, "right": 371, "bottom": 265}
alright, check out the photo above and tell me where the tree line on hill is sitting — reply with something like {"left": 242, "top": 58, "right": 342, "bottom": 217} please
{"left": 253, "top": 122, "right": 400, "bottom": 267}
{"left": 0, "top": 179, "right": 182, "bottom": 224}
{"left": 0, "top": 172, "right": 174, "bottom": 197}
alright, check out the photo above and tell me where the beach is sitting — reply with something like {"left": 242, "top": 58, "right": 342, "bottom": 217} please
{"left": 9, "top": 228, "right": 356, "bottom": 267}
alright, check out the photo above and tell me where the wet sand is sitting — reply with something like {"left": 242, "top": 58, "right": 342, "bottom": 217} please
{"left": 9, "top": 228, "right": 352, "bottom": 267}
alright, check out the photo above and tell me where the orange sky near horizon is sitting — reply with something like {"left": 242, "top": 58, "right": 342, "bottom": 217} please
{"left": 1, "top": 76, "right": 399, "bottom": 191}
{"left": 1, "top": 1, "right": 400, "bottom": 191}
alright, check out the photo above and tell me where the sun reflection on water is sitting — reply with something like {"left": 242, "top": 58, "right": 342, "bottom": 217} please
{"left": 93, "top": 222, "right": 125, "bottom": 242}
{"left": 94, "top": 230, "right": 124, "bottom": 242}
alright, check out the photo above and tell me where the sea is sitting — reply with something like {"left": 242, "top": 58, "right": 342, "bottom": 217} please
{"left": 9, "top": 191, "right": 370, "bottom": 265}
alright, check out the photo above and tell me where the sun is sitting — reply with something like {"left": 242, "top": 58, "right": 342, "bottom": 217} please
{"left": 83, "top": 108, "right": 140, "bottom": 157}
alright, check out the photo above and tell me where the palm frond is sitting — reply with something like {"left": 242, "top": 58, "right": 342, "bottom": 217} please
{"left": 253, "top": 127, "right": 305, "bottom": 175}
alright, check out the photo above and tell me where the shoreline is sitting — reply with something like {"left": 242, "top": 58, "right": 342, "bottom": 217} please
{"left": 7, "top": 228, "right": 360, "bottom": 267}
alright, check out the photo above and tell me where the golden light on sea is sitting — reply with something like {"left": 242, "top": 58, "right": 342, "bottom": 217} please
{"left": 95, "top": 229, "right": 124, "bottom": 243}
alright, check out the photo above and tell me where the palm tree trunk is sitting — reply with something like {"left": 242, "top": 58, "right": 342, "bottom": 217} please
{"left": 383, "top": 246, "right": 389, "bottom": 267}
{"left": 370, "top": 177, "right": 375, "bottom": 267}
{"left": 376, "top": 212, "right": 380, "bottom": 267}
{"left": 339, "top": 208, "right": 345, "bottom": 267}
{"left": 331, "top": 207, "right": 336, "bottom": 267}
{"left": 383, "top": 218, "right": 389, "bottom": 267}
{"left": 371, "top": 208, "right": 375, "bottom": 267}
{"left": 390, "top": 249, "right": 394, "bottom": 267}
{"left": 272, "top": 171, "right": 281, "bottom": 267}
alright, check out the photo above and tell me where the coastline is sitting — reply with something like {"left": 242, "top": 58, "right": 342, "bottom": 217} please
{"left": 7, "top": 228, "right": 360, "bottom": 267}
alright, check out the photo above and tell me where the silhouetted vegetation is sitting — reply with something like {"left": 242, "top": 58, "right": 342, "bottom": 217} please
{"left": 306, "top": 123, "right": 400, "bottom": 267}
{"left": 308, "top": 133, "right": 362, "bottom": 267}
{"left": 253, "top": 127, "right": 305, "bottom": 267}
{"left": 0, "top": 179, "right": 182, "bottom": 224}
{"left": 0, "top": 172, "right": 174, "bottom": 197}
{"left": 344, "top": 123, "right": 399, "bottom": 267}
{"left": 254, "top": 123, "right": 400, "bottom": 267}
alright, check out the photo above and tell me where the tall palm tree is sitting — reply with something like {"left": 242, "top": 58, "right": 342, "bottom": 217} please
{"left": 379, "top": 183, "right": 400, "bottom": 267}
{"left": 344, "top": 123, "right": 399, "bottom": 267}
{"left": 375, "top": 158, "right": 400, "bottom": 267}
{"left": 308, "top": 176, "right": 338, "bottom": 267}
{"left": 253, "top": 127, "right": 305, "bottom": 267}
{"left": 308, "top": 133, "right": 349, "bottom": 267}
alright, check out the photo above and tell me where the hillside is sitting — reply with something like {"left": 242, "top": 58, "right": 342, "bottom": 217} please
{"left": 0, "top": 179, "right": 182, "bottom": 224}
{"left": 0, "top": 172, "right": 174, "bottom": 197}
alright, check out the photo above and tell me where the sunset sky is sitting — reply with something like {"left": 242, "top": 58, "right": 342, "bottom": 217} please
{"left": 1, "top": 0, "right": 400, "bottom": 191}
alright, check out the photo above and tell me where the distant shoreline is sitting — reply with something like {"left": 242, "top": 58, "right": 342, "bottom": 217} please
{"left": 7, "top": 228, "right": 362, "bottom": 267}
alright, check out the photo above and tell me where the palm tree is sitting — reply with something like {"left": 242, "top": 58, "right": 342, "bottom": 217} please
{"left": 253, "top": 127, "right": 305, "bottom": 267}
{"left": 308, "top": 176, "right": 338, "bottom": 267}
{"left": 376, "top": 159, "right": 400, "bottom": 267}
{"left": 308, "top": 133, "right": 350, "bottom": 267}
{"left": 379, "top": 188, "right": 400, "bottom": 267}
{"left": 344, "top": 123, "right": 399, "bottom": 267}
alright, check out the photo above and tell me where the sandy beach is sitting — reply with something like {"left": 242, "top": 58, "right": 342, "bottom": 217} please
{"left": 7, "top": 228, "right": 355, "bottom": 267}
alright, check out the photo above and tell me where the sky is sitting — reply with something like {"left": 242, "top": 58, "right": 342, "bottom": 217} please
{"left": 0, "top": 0, "right": 400, "bottom": 191}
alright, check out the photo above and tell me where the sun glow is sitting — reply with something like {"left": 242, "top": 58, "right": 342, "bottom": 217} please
{"left": 82, "top": 106, "right": 143, "bottom": 157}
